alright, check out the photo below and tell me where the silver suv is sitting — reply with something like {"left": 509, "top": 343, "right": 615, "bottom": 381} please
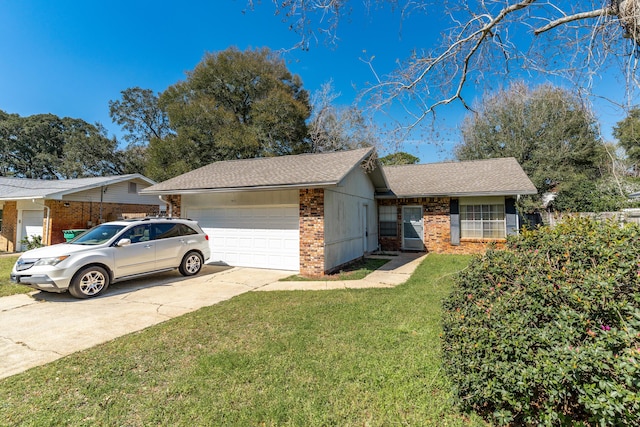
{"left": 10, "top": 218, "right": 211, "bottom": 299}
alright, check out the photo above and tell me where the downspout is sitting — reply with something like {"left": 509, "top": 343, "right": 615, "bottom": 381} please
{"left": 32, "top": 199, "right": 51, "bottom": 246}
{"left": 516, "top": 194, "right": 521, "bottom": 233}
{"left": 158, "top": 195, "right": 172, "bottom": 217}
{"left": 99, "top": 185, "right": 106, "bottom": 223}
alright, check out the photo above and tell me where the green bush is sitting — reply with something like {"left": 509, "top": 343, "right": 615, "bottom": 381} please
{"left": 442, "top": 216, "right": 640, "bottom": 425}
{"left": 19, "top": 234, "right": 42, "bottom": 250}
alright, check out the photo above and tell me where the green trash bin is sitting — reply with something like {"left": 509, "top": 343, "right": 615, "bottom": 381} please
{"left": 63, "top": 229, "right": 87, "bottom": 242}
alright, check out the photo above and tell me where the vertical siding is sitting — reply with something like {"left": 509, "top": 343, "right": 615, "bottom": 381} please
{"left": 62, "top": 179, "right": 161, "bottom": 206}
{"left": 324, "top": 167, "right": 376, "bottom": 272}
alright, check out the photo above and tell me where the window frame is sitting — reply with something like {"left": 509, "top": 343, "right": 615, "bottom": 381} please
{"left": 459, "top": 199, "right": 506, "bottom": 239}
{"left": 378, "top": 205, "right": 398, "bottom": 237}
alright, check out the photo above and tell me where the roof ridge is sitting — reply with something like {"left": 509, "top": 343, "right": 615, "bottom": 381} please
{"left": 382, "top": 156, "right": 517, "bottom": 169}
{"left": 209, "top": 147, "right": 373, "bottom": 164}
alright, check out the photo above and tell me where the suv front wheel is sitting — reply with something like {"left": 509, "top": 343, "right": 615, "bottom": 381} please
{"left": 179, "top": 252, "right": 203, "bottom": 276}
{"left": 69, "top": 266, "right": 110, "bottom": 299}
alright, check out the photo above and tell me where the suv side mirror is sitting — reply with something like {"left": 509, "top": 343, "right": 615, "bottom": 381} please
{"left": 116, "top": 238, "right": 132, "bottom": 247}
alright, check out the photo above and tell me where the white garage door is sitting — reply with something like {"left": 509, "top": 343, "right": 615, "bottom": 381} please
{"left": 186, "top": 206, "right": 300, "bottom": 271}
{"left": 21, "top": 210, "right": 44, "bottom": 251}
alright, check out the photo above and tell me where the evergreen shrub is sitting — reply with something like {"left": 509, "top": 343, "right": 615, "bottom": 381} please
{"left": 442, "top": 216, "right": 640, "bottom": 425}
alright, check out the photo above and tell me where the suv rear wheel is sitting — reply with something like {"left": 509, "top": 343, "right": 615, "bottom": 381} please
{"left": 179, "top": 251, "right": 203, "bottom": 276}
{"left": 69, "top": 266, "right": 110, "bottom": 298}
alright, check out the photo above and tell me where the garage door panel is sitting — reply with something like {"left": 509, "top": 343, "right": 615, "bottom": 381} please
{"left": 284, "top": 239, "right": 298, "bottom": 249}
{"left": 187, "top": 206, "right": 299, "bottom": 271}
{"left": 238, "top": 237, "right": 253, "bottom": 249}
{"left": 225, "top": 237, "right": 240, "bottom": 249}
{"left": 253, "top": 239, "right": 269, "bottom": 249}
{"left": 268, "top": 239, "right": 284, "bottom": 249}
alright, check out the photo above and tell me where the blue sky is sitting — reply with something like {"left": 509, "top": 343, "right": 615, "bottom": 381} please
{"left": 0, "top": 1, "right": 628, "bottom": 163}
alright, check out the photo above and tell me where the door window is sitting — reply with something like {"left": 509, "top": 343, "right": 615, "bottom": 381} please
{"left": 402, "top": 206, "right": 424, "bottom": 250}
{"left": 120, "top": 224, "right": 151, "bottom": 243}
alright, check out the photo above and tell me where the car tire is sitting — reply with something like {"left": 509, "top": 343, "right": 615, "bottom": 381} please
{"left": 69, "top": 266, "right": 110, "bottom": 299}
{"left": 179, "top": 251, "right": 203, "bottom": 276}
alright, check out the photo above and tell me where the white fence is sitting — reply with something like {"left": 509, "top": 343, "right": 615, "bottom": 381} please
{"left": 542, "top": 209, "right": 640, "bottom": 228}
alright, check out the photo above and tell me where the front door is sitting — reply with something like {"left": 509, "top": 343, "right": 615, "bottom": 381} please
{"left": 402, "top": 206, "right": 424, "bottom": 250}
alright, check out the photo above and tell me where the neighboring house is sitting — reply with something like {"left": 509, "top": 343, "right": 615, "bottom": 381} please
{"left": 0, "top": 174, "right": 162, "bottom": 252}
{"left": 141, "top": 147, "right": 537, "bottom": 276}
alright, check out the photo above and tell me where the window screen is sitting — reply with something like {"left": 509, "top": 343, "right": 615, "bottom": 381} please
{"left": 379, "top": 205, "right": 397, "bottom": 237}
{"left": 460, "top": 203, "right": 505, "bottom": 238}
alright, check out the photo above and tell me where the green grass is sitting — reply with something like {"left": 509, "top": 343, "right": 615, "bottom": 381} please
{"left": 281, "top": 257, "right": 390, "bottom": 281}
{"left": 0, "top": 254, "right": 486, "bottom": 426}
{"left": 0, "top": 255, "right": 30, "bottom": 297}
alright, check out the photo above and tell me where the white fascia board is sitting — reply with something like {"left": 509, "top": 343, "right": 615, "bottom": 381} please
{"left": 141, "top": 181, "right": 340, "bottom": 195}
{"left": 376, "top": 190, "right": 537, "bottom": 199}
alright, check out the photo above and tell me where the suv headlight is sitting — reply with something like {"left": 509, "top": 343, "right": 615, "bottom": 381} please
{"left": 34, "top": 256, "right": 70, "bottom": 266}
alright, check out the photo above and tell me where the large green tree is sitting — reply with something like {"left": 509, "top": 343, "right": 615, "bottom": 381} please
{"left": 109, "top": 87, "right": 172, "bottom": 146}
{"left": 455, "top": 83, "right": 606, "bottom": 197}
{"left": 613, "top": 107, "right": 640, "bottom": 174}
{"left": 143, "top": 47, "right": 311, "bottom": 181}
{"left": 0, "top": 111, "right": 121, "bottom": 179}
{"left": 109, "top": 88, "right": 173, "bottom": 175}
{"left": 379, "top": 152, "right": 420, "bottom": 165}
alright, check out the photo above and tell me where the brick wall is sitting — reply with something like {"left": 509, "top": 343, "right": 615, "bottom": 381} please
{"left": 165, "top": 195, "right": 181, "bottom": 218}
{"left": 377, "top": 197, "right": 503, "bottom": 255}
{"left": 423, "top": 200, "right": 451, "bottom": 253}
{"left": 46, "top": 200, "right": 160, "bottom": 245}
{"left": 299, "top": 188, "right": 325, "bottom": 276}
{"left": 0, "top": 201, "right": 17, "bottom": 252}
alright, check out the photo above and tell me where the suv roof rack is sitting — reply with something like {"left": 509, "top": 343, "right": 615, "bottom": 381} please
{"left": 120, "top": 216, "right": 193, "bottom": 222}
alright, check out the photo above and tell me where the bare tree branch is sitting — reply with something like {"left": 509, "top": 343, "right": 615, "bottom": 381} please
{"left": 250, "top": 0, "right": 640, "bottom": 146}
{"left": 534, "top": 8, "right": 616, "bottom": 35}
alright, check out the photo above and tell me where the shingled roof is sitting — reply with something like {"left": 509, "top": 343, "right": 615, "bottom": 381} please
{"left": 141, "top": 147, "right": 389, "bottom": 194}
{"left": 380, "top": 157, "right": 537, "bottom": 198}
{"left": 0, "top": 174, "right": 155, "bottom": 201}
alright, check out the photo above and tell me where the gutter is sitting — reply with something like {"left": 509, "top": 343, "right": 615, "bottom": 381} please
{"left": 375, "top": 190, "right": 538, "bottom": 199}
{"left": 141, "top": 181, "right": 340, "bottom": 196}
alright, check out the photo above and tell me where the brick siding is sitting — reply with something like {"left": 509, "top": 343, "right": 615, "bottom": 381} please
{"left": 299, "top": 188, "right": 325, "bottom": 276}
{"left": 0, "top": 201, "right": 17, "bottom": 252}
{"left": 377, "top": 197, "right": 503, "bottom": 255}
{"left": 0, "top": 200, "right": 161, "bottom": 251}
{"left": 164, "top": 195, "right": 181, "bottom": 218}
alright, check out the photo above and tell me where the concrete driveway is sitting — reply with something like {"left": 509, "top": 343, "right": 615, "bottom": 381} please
{"left": 0, "top": 252, "right": 425, "bottom": 380}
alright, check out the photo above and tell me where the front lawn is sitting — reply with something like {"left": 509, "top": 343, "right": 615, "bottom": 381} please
{"left": 0, "top": 255, "right": 30, "bottom": 297}
{"left": 0, "top": 254, "right": 485, "bottom": 426}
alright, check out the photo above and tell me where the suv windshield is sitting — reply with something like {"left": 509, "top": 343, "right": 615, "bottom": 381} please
{"left": 70, "top": 224, "right": 127, "bottom": 245}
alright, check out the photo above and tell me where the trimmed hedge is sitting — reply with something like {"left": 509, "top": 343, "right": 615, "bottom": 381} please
{"left": 442, "top": 217, "right": 640, "bottom": 425}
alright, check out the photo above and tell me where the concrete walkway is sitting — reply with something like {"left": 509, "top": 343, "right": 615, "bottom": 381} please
{"left": 255, "top": 252, "right": 426, "bottom": 291}
{"left": 0, "top": 252, "right": 426, "bottom": 380}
